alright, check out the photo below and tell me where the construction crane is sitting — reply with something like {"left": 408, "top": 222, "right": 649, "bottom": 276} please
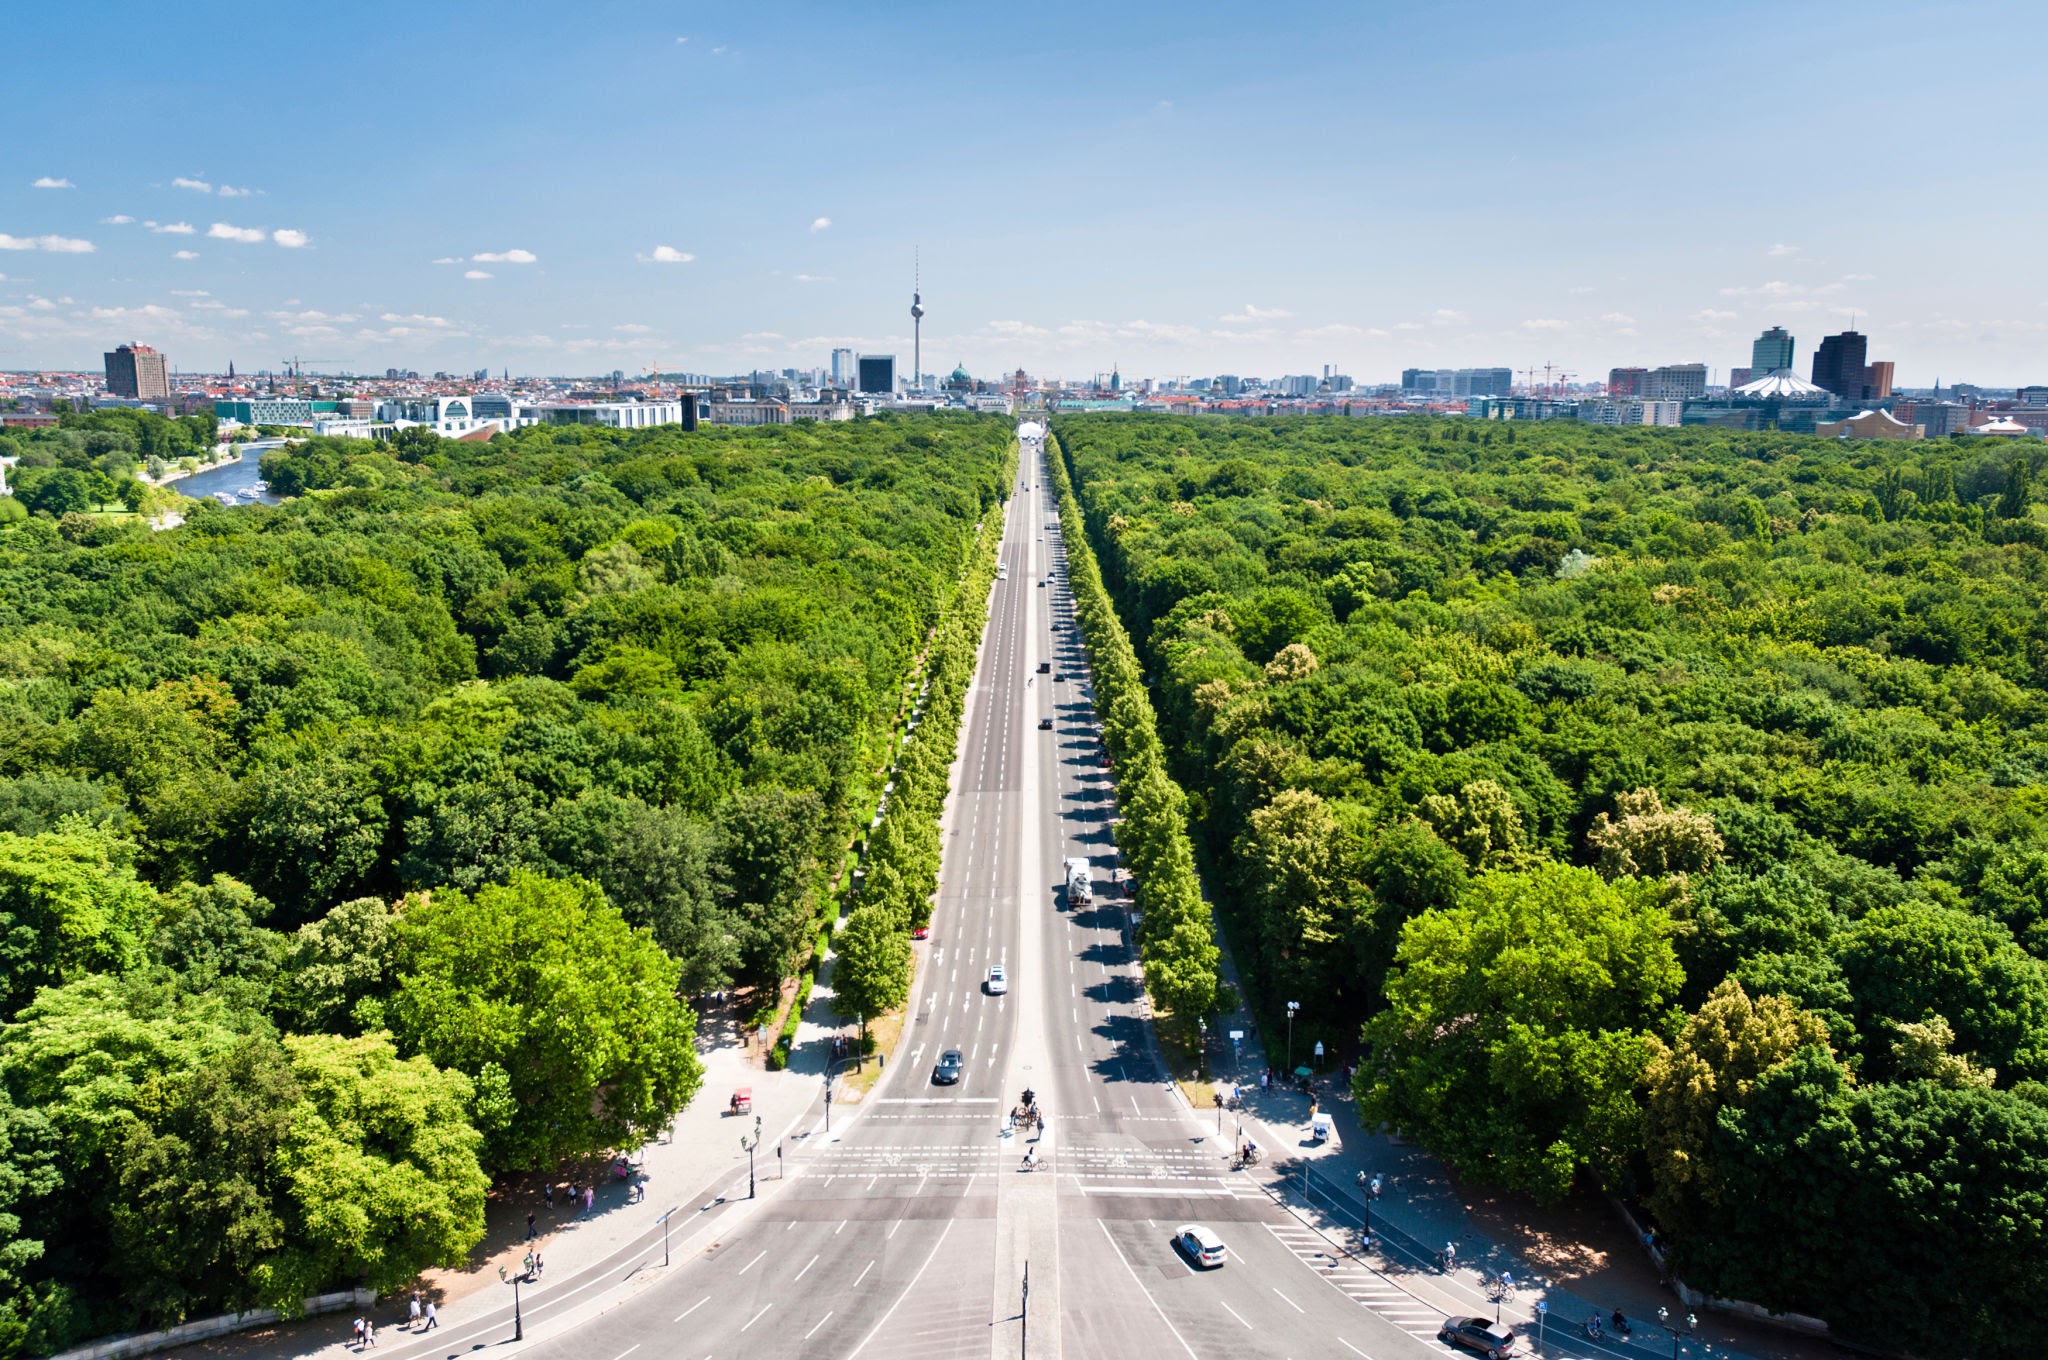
{"left": 1517, "top": 366, "right": 1540, "bottom": 396}
{"left": 282, "top": 356, "right": 339, "bottom": 379}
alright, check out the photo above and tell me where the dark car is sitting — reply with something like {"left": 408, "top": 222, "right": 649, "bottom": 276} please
{"left": 1038, "top": 717, "right": 1053, "bottom": 730}
{"left": 933, "top": 1049, "right": 964, "bottom": 1085}
{"left": 1037, "top": 661, "right": 1050, "bottom": 673}
{"left": 1439, "top": 1316, "right": 1516, "bottom": 1359}
{"left": 1053, "top": 673, "right": 1065, "bottom": 682}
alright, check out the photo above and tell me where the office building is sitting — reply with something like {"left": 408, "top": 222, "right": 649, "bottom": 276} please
{"left": 1402, "top": 367, "right": 1512, "bottom": 397}
{"left": 1864, "top": 361, "right": 1894, "bottom": 400}
{"left": 1609, "top": 367, "right": 1648, "bottom": 397}
{"left": 1751, "top": 326, "right": 1796, "bottom": 374}
{"left": 2019, "top": 386, "right": 2048, "bottom": 406}
{"left": 1729, "top": 368, "right": 1753, "bottom": 389}
{"left": 1580, "top": 399, "right": 1683, "bottom": 427}
{"left": 856, "top": 354, "right": 897, "bottom": 395}
{"left": 104, "top": 343, "right": 170, "bottom": 400}
{"left": 1644, "top": 364, "right": 1708, "bottom": 401}
{"left": 1812, "top": 330, "right": 1870, "bottom": 400}
{"left": 831, "top": 348, "right": 854, "bottom": 386}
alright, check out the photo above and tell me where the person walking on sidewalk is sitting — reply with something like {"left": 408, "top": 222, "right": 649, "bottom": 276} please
{"left": 424, "top": 1301, "right": 439, "bottom": 1330}
{"left": 408, "top": 1292, "right": 421, "bottom": 1330}
{"left": 527, "top": 1210, "right": 537, "bottom": 1239}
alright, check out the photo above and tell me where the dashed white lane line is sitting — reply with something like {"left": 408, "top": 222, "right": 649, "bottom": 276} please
{"left": 739, "top": 1304, "right": 772, "bottom": 1332}
{"left": 611, "top": 1347, "right": 640, "bottom": 1360}
{"left": 804, "top": 1311, "right": 834, "bottom": 1340}
{"left": 674, "top": 1298, "right": 707, "bottom": 1323}
{"left": 1273, "top": 1287, "right": 1306, "bottom": 1313}
{"left": 1220, "top": 1300, "right": 1252, "bottom": 1329}
{"left": 736, "top": 1250, "right": 766, "bottom": 1275}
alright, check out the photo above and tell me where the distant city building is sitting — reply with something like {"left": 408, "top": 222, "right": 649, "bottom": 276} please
{"left": 1729, "top": 367, "right": 1753, "bottom": 389}
{"left": 1818, "top": 409, "right": 1923, "bottom": 440}
{"left": 104, "top": 342, "right": 169, "bottom": 400}
{"left": 1751, "top": 326, "right": 1796, "bottom": 374}
{"left": 1865, "top": 360, "right": 1894, "bottom": 400}
{"left": 1891, "top": 400, "right": 1971, "bottom": 438}
{"left": 1644, "top": 364, "right": 1708, "bottom": 401}
{"left": 1404, "top": 367, "right": 1512, "bottom": 397}
{"left": 831, "top": 348, "right": 855, "bottom": 386}
{"left": 2019, "top": 386, "right": 2048, "bottom": 406}
{"left": 1580, "top": 399, "right": 1683, "bottom": 427}
{"left": 1608, "top": 367, "right": 1648, "bottom": 397}
{"left": 1818, "top": 331, "right": 1875, "bottom": 401}
{"left": 856, "top": 354, "right": 896, "bottom": 395}
{"left": 216, "top": 397, "right": 330, "bottom": 425}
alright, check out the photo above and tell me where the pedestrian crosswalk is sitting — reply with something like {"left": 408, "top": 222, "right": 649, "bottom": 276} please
{"left": 1264, "top": 1222, "right": 1449, "bottom": 1341}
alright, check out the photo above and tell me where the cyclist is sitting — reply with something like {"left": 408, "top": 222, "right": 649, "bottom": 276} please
{"left": 1441, "top": 1242, "right": 1457, "bottom": 1272}
{"left": 1022, "top": 1147, "right": 1037, "bottom": 1171}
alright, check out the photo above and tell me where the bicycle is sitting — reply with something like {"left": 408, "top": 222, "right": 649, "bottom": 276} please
{"left": 1483, "top": 1271, "right": 1517, "bottom": 1302}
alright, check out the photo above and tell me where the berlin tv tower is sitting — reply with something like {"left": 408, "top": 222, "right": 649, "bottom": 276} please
{"left": 910, "top": 249, "right": 924, "bottom": 395}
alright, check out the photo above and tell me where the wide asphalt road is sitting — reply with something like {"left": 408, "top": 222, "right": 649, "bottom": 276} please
{"left": 500, "top": 431, "right": 1456, "bottom": 1360}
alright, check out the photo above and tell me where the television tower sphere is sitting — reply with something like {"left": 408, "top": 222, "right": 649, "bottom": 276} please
{"left": 911, "top": 293, "right": 924, "bottom": 321}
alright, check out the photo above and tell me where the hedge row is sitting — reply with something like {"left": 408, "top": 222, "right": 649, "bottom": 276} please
{"left": 830, "top": 438, "right": 1020, "bottom": 1028}
{"left": 1042, "top": 429, "right": 1221, "bottom": 1028}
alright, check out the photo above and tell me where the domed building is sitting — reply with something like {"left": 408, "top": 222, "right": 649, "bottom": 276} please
{"left": 941, "top": 361, "right": 978, "bottom": 395}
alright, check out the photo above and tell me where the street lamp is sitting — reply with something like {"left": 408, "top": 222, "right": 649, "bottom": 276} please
{"left": 741, "top": 1115, "right": 763, "bottom": 1199}
{"left": 1657, "top": 1306, "right": 1697, "bottom": 1360}
{"left": 497, "top": 1265, "right": 522, "bottom": 1341}
{"left": 1286, "top": 1001, "right": 1300, "bottom": 1072}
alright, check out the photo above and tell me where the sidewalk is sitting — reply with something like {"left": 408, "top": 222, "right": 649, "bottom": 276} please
{"left": 1193, "top": 945, "right": 1856, "bottom": 1360}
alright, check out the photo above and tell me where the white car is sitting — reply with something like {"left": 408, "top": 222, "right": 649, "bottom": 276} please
{"left": 986, "top": 964, "right": 1008, "bottom": 995}
{"left": 1174, "top": 1225, "right": 1227, "bottom": 1268}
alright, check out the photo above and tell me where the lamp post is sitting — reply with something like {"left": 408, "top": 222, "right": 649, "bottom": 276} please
{"left": 497, "top": 1265, "right": 523, "bottom": 1342}
{"left": 1658, "top": 1306, "right": 1696, "bottom": 1360}
{"left": 1286, "top": 1001, "right": 1300, "bottom": 1072}
{"left": 742, "top": 1115, "right": 763, "bottom": 1199}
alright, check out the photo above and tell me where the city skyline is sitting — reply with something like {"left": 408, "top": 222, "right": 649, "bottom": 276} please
{"left": 2, "top": 0, "right": 2044, "bottom": 383}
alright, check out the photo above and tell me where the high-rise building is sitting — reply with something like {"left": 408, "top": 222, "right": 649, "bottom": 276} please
{"left": 830, "top": 348, "right": 854, "bottom": 386}
{"left": 1609, "top": 367, "right": 1648, "bottom": 397}
{"left": 1751, "top": 326, "right": 1795, "bottom": 374}
{"left": 1864, "top": 361, "right": 1894, "bottom": 400}
{"left": 1812, "top": 331, "right": 1870, "bottom": 399}
{"left": 1729, "top": 368, "right": 1753, "bottom": 389}
{"left": 856, "top": 354, "right": 896, "bottom": 395}
{"left": 104, "top": 342, "right": 169, "bottom": 400}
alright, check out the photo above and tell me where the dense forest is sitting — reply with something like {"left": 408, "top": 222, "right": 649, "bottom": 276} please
{"left": 1052, "top": 412, "right": 2048, "bottom": 1358}
{"left": 0, "top": 410, "right": 1013, "bottom": 1355}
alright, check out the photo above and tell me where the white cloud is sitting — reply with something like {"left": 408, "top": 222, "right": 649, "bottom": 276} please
{"left": 0, "top": 234, "right": 94, "bottom": 253}
{"left": 171, "top": 289, "right": 210, "bottom": 297}
{"left": 1692, "top": 308, "right": 1740, "bottom": 321}
{"left": 1520, "top": 318, "right": 1569, "bottom": 331}
{"left": 1720, "top": 280, "right": 1803, "bottom": 297}
{"left": 1842, "top": 272, "right": 1876, "bottom": 281}
{"left": 150, "top": 221, "right": 195, "bottom": 234}
{"left": 1219, "top": 304, "right": 1292, "bottom": 323}
{"left": 614, "top": 323, "right": 655, "bottom": 333}
{"left": 1432, "top": 309, "right": 1467, "bottom": 324}
{"left": 101, "top": 214, "right": 134, "bottom": 224}
{"left": 31, "top": 177, "right": 73, "bottom": 189}
{"left": 1153, "top": 99, "right": 1174, "bottom": 113}
{"left": 218, "top": 184, "right": 254, "bottom": 198}
{"left": 173, "top": 250, "right": 199, "bottom": 259}
{"left": 1599, "top": 312, "right": 1636, "bottom": 325}
{"left": 1296, "top": 323, "right": 1364, "bottom": 340}
{"left": 1392, "top": 322, "right": 1423, "bottom": 332}
{"left": 675, "top": 35, "right": 688, "bottom": 42}
{"left": 1569, "top": 285, "right": 1596, "bottom": 295}
{"left": 208, "top": 223, "right": 266, "bottom": 243}
{"left": 379, "top": 312, "right": 455, "bottom": 327}
{"left": 1767, "top": 243, "right": 1801, "bottom": 256}
{"left": 172, "top": 176, "right": 213, "bottom": 193}
{"left": 464, "top": 269, "right": 493, "bottom": 279}
{"left": 638, "top": 245, "right": 695, "bottom": 263}
{"left": 431, "top": 257, "right": 462, "bottom": 265}
{"left": 473, "top": 248, "right": 536, "bottom": 264}
{"left": 271, "top": 228, "right": 309, "bottom": 248}
{"left": 810, "top": 217, "right": 832, "bottom": 233}
{"left": 712, "top": 45, "right": 729, "bottom": 54}
{"left": 793, "top": 273, "right": 833, "bottom": 283}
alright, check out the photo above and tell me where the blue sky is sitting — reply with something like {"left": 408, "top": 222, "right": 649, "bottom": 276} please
{"left": 3, "top": 0, "right": 2043, "bottom": 385}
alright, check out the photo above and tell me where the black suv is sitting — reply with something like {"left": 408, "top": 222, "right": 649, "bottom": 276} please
{"left": 1439, "top": 1317, "right": 1516, "bottom": 1359}
{"left": 932, "top": 1049, "right": 964, "bottom": 1085}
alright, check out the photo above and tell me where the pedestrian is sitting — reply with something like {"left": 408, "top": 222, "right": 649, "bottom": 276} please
{"left": 544, "top": 1182, "right": 554, "bottom": 1209}
{"left": 533, "top": 1249, "right": 545, "bottom": 1278}
{"left": 424, "top": 1301, "right": 439, "bottom": 1331}
{"left": 527, "top": 1210, "right": 537, "bottom": 1239}
{"left": 352, "top": 1316, "right": 364, "bottom": 1347}
{"left": 585, "top": 1184, "right": 595, "bottom": 1214}
{"left": 524, "top": 1249, "right": 536, "bottom": 1278}
{"left": 364, "top": 1320, "right": 376, "bottom": 1348}
{"left": 1260, "top": 1070, "right": 1269, "bottom": 1091}
{"left": 408, "top": 1292, "right": 421, "bottom": 1330}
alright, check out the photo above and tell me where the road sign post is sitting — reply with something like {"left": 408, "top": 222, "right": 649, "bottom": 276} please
{"left": 1536, "top": 1300, "right": 1546, "bottom": 1349}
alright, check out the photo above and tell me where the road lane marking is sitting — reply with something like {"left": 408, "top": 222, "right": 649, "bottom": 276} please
{"left": 674, "top": 1298, "right": 708, "bottom": 1322}
{"left": 847, "top": 1219, "right": 954, "bottom": 1359}
{"left": 739, "top": 1303, "right": 772, "bottom": 1332}
{"left": 1097, "top": 1220, "right": 1200, "bottom": 1360}
{"left": 610, "top": 1348, "right": 639, "bottom": 1360}
{"left": 1337, "top": 1340, "right": 1372, "bottom": 1357}
{"left": 805, "top": 1311, "right": 834, "bottom": 1340}
{"left": 792, "top": 1251, "right": 820, "bottom": 1282}
{"left": 1273, "top": 1287, "right": 1306, "bottom": 1313}
{"left": 736, "top": 1250, "right": 766, "bottom": 1275}
{"left": 1220, "top": 1300, "right": 1252, "bottom": 1328}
